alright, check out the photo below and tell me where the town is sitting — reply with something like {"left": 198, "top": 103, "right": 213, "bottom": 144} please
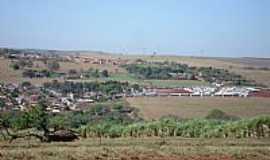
{"left": 1, "top": 80, "right": 269, "bottom": 113}
{"left": 1, "top": 48, "right": 270, "bottom": 113}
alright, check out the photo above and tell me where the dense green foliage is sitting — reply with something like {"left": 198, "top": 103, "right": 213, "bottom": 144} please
{"left": 81, "top": 116, "right": 270, "bottom": 139}
{"left": 82, "top": 68, "right": 109, "bottom": 78}
{"left": 197, "top": 67, "right": 254, "bottom": 85}
{"left": 123, "top": 62, "right": 192, "bottom": 80}
{"left": 10, "top": 63, "right": 20, "bottom": 70}
{"left": 0, "top": 99, "right": 5, "bottom": 108}
{"left": 0, "top": 105, "right": 49, "bottom": 134}
{"left": 44, "top": 80, "right": 135, "bottom": 97}
{"left": 0, "top": 101, "right": 140, "bottom": 133}
{"left": 122, "top": 62, "right": 255, "bottom": 85}
{"left": 1, "top": 102, "right": 270, "bottom": 140}
{"left": 101, "top": 69, "right": 109, "bottom": 77}
{"left": 22, "top": 69, "right": 65, "bottom": 78}
{"left": 49, "top": 103, "right": 140, "bottom": 129}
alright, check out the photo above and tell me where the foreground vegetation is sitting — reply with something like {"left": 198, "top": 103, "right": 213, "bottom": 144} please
{"left": 1, "top": 101, "right": 270, "bottom": 141}
{"left": 81, "top": 116, "right": 270, "bottom": 139}
{"left": 1, "top": 138, "right": 270, "bottom": 160}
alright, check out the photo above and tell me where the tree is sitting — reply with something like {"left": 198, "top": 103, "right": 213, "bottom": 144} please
{"left": 131, "top": 84, "right": 140, "bottom": 91}
{"left": 47, "top": 61, "right": 60, "bottom": 71}
{"left": 0, "top": 103, "right": 78, "bottom": 142}
{"left": 22, "top": 69, "right": 35, "bottom": 78}
{"left": 68, "top": 69, "right": 77, "bottom": 75}
{"left": 21, "top": 81, "right": 32, "bottom": 88}
{"left": 93, "top": 69, "right": 100, "bottom": 78}
{"left": 0, "top": 99, "right": 5, "bottom": 108}
{"left": 101, "top": 69, "right": 109, "bottom": 77}
{"left": 206, "top": 109, "right": 239, "bottom": 121}
{"left": 10, "top": 63, "right": 20, "bottom": 70}
{"left": 29, "top": 105, "right": 50, "bottom": 135}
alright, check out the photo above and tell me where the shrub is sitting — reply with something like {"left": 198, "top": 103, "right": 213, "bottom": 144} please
{"left": 10, "top": 63, "right": 20, "bottom": 70}
{"left": 206, "top": 109, "right": 239, "bottom": 121}
{"left": 47, "top": 61, "right": 60, "bottom": 71}
{"left": 0, "top": 99, "right": 5, "bottom": 108}
{"left": 101, "top": 69, "right": 109, "bottom": 77}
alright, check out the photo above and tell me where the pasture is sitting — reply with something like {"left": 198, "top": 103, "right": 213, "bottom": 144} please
{"left": 126, "top": 97, "right": 270, "bottom": 120}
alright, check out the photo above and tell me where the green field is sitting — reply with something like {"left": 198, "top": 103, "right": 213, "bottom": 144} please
{"left": 1, "top": 138, "right": 270, "bottom": 160}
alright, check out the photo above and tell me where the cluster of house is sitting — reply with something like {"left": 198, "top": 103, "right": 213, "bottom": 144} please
{"left": 132, "top": 86, "right": 268, "bottom": 98}
{"left": 0, "top": 83, "right": 41, "bottom": 111}
{"left": 6, "top": 52, "right": 43, "bottom": 60}
{"left": 65, "top": 55, "right": 129, "bottom": 66}
{"left": 0, "top": 83, "right": 96, "bottom": 113}
{"left": 44, "top": 90, "right": 96, "bottom": 113}
{"left": 1, "top": 82, "right": 270, "bottom": 113}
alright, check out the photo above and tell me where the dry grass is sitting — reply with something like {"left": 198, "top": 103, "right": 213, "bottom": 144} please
{"left": 0, "top": 138, "right": 270, "bottom": 160}
{"left": 126, "top": 97, "right": 270, "bottom": 120}
{"left": 0, "top": 58, "right": 60, "bottom": 85}
{"left": 230, "top": 68, "right": 270, "bottom": 87}
{"left": 58, "top": 61, "right": 124, "bottom": 73}
{"left": 0, "top": 58, "right": 23, "bottom": 84}
{"left": 0, "top": 58, "right": 124, "bottom": 85}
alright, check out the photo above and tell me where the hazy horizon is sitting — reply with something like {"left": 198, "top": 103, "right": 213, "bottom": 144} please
{"left": 2, "top": 46, "right": 270, "bottom": 59}
{"left": 1, "top": 0, "right": 269, "bottom": 58}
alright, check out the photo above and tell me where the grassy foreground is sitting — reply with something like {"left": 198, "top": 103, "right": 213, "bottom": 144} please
{"left": 0, "top": 138, "right": 270, "bottom": 160}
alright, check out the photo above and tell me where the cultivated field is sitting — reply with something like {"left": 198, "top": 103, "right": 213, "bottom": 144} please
{"left": 0, "top": 138, "right": 270, "bottom": 160}
{"left": 126, "top": 97, "right": 270, "bottom": 120}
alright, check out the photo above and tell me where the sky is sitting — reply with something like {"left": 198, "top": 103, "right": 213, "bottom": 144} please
{"left": 0, "top": 0, "right": 269, "bottom": 57}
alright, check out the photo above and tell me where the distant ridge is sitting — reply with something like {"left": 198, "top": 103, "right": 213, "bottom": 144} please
{"left": 0, "top": 47, "right": 269, "bottom": 59}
